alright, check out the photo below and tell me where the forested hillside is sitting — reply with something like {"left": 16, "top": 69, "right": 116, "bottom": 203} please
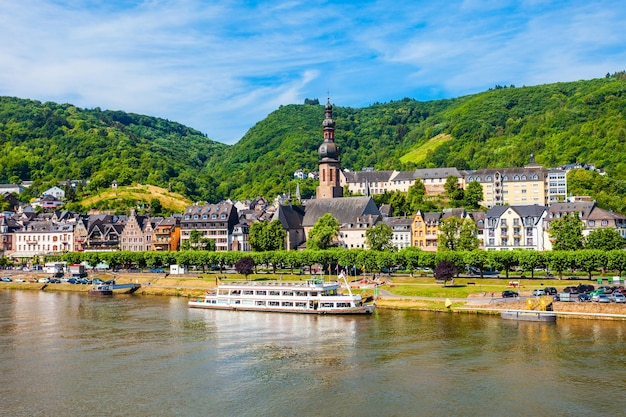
{"left": 209, "top": 74, "right": 626, "bottom": 211}
{"left": 0, "top": 97, "right": 226, "bottom": 202}
{"left": 2, "top": 74, "right": 626, "bottom": 211}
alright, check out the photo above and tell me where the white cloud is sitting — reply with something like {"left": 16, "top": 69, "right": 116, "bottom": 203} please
{"left": 1, "top": 0, "right": 625, "bottom": 143}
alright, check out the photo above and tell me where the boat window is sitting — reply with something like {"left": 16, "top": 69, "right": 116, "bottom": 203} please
{"left": 336, "top": 302, "right": 351, "bottom": 308}
{"left": 320, "top": 303, "right": 334, "bottom": 308}
{"left": 282, "top": 291, "right": 294, "bottom": 296}
{"left": 243, "top": 290, "right": 254, "bottom": 295}
{"left": 282, "top": 302, "right": 293, "bottom": 307}
{"left": 295, "top": 302, "right": 306, "bottom": 307}
{"left": 255, "top": 301, "right": 266, "bottom": 306}
{"left": 269, "top": 291, "right": 280, "bottom": 296}
{"left": 256, "top": 290, "right": 266, "bottom": 295}
{"left": 269, "top": 301, "right": 280, "bottom": 306}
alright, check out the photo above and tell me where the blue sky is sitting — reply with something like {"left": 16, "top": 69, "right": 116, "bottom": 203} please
{"left": 1, "top": 1, "right": 625, "bottom": 144}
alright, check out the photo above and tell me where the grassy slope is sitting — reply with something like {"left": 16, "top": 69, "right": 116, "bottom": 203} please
{"left": 399, "top": 133, "right": 453, "bottom": 164}
{"left": 79, "top": 184, "right": 192, "bottom": 212}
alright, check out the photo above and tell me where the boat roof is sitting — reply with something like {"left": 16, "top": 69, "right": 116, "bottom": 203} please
{"left": 217, "top": 279, "right": 339, "bottom": 290}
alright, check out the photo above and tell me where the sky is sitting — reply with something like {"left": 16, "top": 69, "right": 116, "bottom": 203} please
{"left": 1, "top": 1, "right": 625, "bottom": 145}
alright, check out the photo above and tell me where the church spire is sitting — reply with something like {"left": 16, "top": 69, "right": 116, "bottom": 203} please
{"left": 316, "top": 97, "right": 343, "bottom": 199}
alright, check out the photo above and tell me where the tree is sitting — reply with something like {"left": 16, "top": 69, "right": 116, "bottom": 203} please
{"left": 188, "top": 229, "right": 202, "bottom": 250}
{"left": 149, "top": 198, "right": 163, "bottom": 216}
{"left": 444, "top": 176, "right": 464, "bottom": 203}
{"left": 585, "top": 228, "right": 626, "bottom": 251}
{"left": 489, "top": 250, "right": 518, "bottom": 279}
{"left": 517, "top": 251, "right": 544, "bottom": 279}
{"left": 458, "top": 218, "right": 480, "bottom": 251}
{"left": 607, "top": 250, "right": 626, "bottom": 277}
{"left": 365, "top": 223, "right": 394, "bottom": 251}
{"left": 464, "top": 250, "right": 489, "bottom": 278}
{"left": 407, "top": 179, "right": 426, "bottom": 212}
{"left": 434, "top": 260, "right": 457, "bottom": 285}
{"left": 463, "top": 181, "right": 483, "bottom": 209}
{"left": 249, "top": 219, "right": 286, "bottom": 251}
{"left": 438, "top": 217, "right": 479, "bottom": 251}
{"left": 549, "top": 213, "right": 585, "bottom": 251}
{"left": 234, "top": 256, "right": 255, "bottom": 280}
{"left": 307, "top": 214, "right": 339, "bottom": 250}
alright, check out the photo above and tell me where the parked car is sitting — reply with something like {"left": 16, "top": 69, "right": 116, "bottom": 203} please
{"left": 544, "top": 287, "right": 557, "bottom": 295}
{"left": 48, "top": 278, "right": 61, "bottom": 283}
{"left": 1, "top": 276, "right": 13, "bottom": 282}
{"left": 577, "top": 284, "right": 595, "bottom": 293}
{"left": 563, "top": 286, "right": 579, "bottom": 294}
{"left": 532, "top": 289, "right": 546, "bottom": 296}
{"left": 92, "top": 278, "right": 104, "bottom": 285}
{"left": 595, "top": 294, "right": 610, "bottom": 303}
{"left": 609, "top": 293, "right": 626, "bottom": 303}
{"left": 502, "top": 290, "right": 519, "bottom": 298}
{"left": 67, "top": 278, "right": 79, "bottom": 284}
{"left": 578, "top": 293, "right": 591, "bottom": 302}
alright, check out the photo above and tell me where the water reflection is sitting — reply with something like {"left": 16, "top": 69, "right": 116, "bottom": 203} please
{"left": 1, "top": 291, "right": 625, "bottom": 417}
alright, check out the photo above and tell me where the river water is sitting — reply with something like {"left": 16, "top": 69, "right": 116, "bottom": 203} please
{"left": 1, "top": 290, "right": 624, "bottom": 417}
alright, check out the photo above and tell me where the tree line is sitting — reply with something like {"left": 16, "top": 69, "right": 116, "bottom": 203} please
{"left": 25, "top": 247, "right": 625, "bottom": 280}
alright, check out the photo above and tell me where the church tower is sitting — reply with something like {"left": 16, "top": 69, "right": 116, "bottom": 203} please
{"left": 316, "top": 98, "right": 343, "bottom": 199}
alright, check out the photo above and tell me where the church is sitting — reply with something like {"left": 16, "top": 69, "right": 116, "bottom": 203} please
{"left": 273, "top": 99, "right": 382, "bottom": 250}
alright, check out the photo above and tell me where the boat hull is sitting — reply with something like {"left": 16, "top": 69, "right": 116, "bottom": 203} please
{"left": 88, "top": 289, "right": 113, "bottom": 296}
{"left": 501, "top": 310, "right": 557, "bottom": 322}
{"left": 188, "top": 299, "right": 375, "bottom": 315}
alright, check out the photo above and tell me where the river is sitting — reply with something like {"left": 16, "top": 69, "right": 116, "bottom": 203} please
{"left": 1, "top": 290, "right": 624, "bottom": 417}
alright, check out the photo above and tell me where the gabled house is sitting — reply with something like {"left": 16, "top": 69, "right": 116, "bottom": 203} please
{"left": 412, "top": 210, "right": 442, "bottom": 251}
{"left": 42, "top": 186, "right": 65, "bottom": 200}
{"left": 484, "top": 205, "right": 547, "bottom": 251}
{"left": 86, "top": 217, "right": 124, "bottom": 251}
{"left": 152, "top": 216, "right": 181, "bottom": 252}
{"left": 544, "top": 202, "right": 626, "bottom": 248}
{"left": 382, "top": 216, "right": 412, "bottom": 250}
{"left": 120, "top": 210, "right": 160, "bottom": 252}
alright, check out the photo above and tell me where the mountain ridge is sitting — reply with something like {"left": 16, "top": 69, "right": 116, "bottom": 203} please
{"left": 1, "top": 74, "right": 626, "bottom": 211}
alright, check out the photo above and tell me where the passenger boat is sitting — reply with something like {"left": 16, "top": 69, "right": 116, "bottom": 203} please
{"left": 88, "top": 285, "right": 114, "bottom": 296}
{"left": 188, "top": 275, "right": 375, "bottom": 315}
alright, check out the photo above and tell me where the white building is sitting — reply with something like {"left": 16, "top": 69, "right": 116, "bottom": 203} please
{"left": 483, "top": 205, "right": 547, "bottom": 251}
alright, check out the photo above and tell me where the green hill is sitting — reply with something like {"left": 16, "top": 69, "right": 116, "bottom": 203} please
{"left": 209, "top": 74, "right": 626, "bottom": 210}
{"left": 0, "top": 97, "right": 227, "bottom": 202}
{"left": 2, "top": 73, "right": 626, "bottom": 211}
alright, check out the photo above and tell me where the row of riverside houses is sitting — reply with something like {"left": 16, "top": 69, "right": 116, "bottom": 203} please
{"left": 0, "top": 208, "right": 178, "bottom": 258}
{"left": 0, "top": 197, "right": 276, "bottom": 259}
{"left": 2, "top": 197, "right": 625, "bottom": 260}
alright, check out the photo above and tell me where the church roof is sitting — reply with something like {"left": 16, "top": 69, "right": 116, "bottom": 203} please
{"left": 302, "top": 196, "right": 380, "bottom": 227}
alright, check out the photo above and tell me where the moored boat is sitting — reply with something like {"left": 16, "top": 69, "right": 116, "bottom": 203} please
{"left": 501, "top": 310, "right": 557, "bottom": 322}
{"left": 88, "top": 285, "right": 114, "bottom": 296}
{"left": 188, "top": 275, "right": 375, "bottom": 315}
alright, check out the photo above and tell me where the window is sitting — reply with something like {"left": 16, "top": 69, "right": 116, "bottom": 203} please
{"left": 589, "top": 220, "right": 595, "bottom": 226}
